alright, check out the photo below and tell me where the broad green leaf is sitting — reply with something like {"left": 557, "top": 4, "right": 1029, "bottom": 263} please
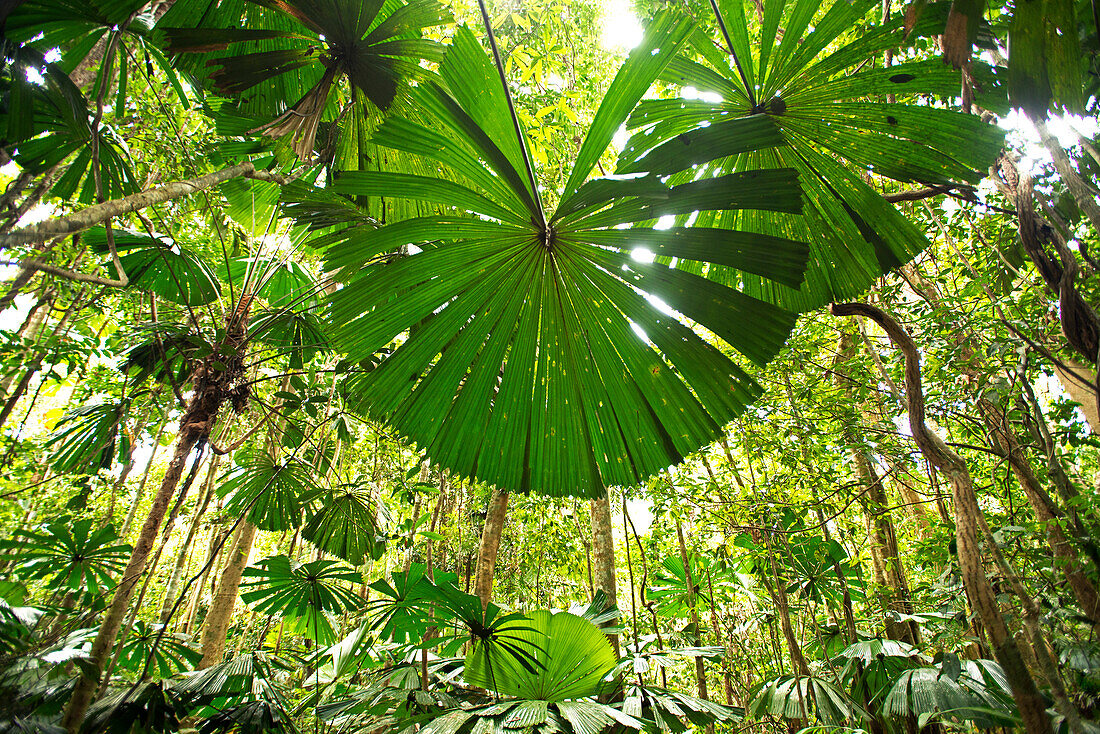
{"left": 465, "top": 610, "right": 617, "bottom": 701}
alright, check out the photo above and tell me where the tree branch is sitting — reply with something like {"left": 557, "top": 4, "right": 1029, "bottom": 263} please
{"left": 0, "top": 161, "right": 270, "bottom": 248}
{"left": 830, "top": 301, "right": 967, "bottom": 475}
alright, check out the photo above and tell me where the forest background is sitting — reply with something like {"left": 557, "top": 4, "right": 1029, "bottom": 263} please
{"left": 0, "top": 0, "right": 1099, "bottom": 733}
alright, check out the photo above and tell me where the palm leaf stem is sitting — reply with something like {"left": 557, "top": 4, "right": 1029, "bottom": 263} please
{"left": 475, "top": 0, "right": 546, "bottom": 230}
{"left": 707, "top": 0, "right": 757, "bottom": 110}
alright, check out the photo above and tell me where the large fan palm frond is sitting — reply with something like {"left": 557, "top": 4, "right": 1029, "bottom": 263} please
{"left": 315, "top": 12, "right": 810, "bottom": 499}
{"left": 617, "top": 0, "right": 1007, "bottom": 311}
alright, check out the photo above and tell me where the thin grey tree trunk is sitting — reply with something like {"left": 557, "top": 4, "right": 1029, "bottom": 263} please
{"left": 589, "top": 490, "right": 619, "bottom": 655}
{"left": 474, "top": 488, "right": 509, "bottom": 609}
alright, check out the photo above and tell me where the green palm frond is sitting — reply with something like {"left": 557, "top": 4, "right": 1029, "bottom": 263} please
{"left": 44, "top": 400, "right": 129, "bottom": 474}
{"left": 85, "top": 228, "right": 223, "bottom": 307}
{"left": 4, "top": 0, "right": 181, "bottom": 202}
{"left": 465, "top": 610, "right": 616, "bottom": 702}
{"left": 116, "top": 620, "right": 202, "bottom": 679}
{"left": 617, "top": 0, "right": 1007, "bottom": 311}
{"left": 220, "top": 449, "right": 324, "bottom": 531}
{"left": 159, "top": 0, "right": 451, "bottom": 159}
{"left": 883, "top": 664, "right": 1017, "bottom": 728}
{"left": 241, "top": 555, "right": 362, "bottom": 645}
{"left": 620, "top": 684, "right": 741, "bottom": 733}
{"left": 219, "top": 257, "right": 319, "bottom": 310}
{"left": 315, "top": 11, "right": 809, "bottom": 499}
{"left": 197, "top": 699, "right": 298, "bottom": 734}
{"left": 302, "top": 485, "right": 382, "bottom": 565}
{"left": 174, "top": 650, "right": 288, "bottom": 705}
{"left": 365, "top": 565, "right": 456, "bottom": 645}
{"left": 748, "top": 675, "right": 868, "bottom": 726}
{"left": 0, "top": 518, "right": 130, "bottom": 599}
{"left": 84, "top": 680, "right": 180, "bottom": 734}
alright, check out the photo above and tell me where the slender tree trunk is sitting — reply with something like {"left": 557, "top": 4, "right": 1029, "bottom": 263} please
{"left": 63, "top": 292, "right": 250, "bottom": 730}
{"left": 120, "top": 415, "right": 169, "bottom": 539}
{"left": 198, "top": 368, "right": 287, "bottom": 666}
{"left": 161, "top": 456, "right": 220, "bottom": 624}
{"left": 62, "top": 428, "right": 204, "bottom": 732}
{"left": 674, "top": 515, "right": 710, "bottom": 706}
{"left": 589, "top": 490, "right": 619, "bottom": 655}
{"left": 474, "top": 488, "right": 509, "bottom": 609}
{"left": 181, "top": 525, "right": 227, "bottom": 634}
{"left": 198, "top": 519, "right": 258, "bottom": 668}
{"left": 0, "top": 292, "right": 80, "bottom": 433}
{"left": 832, "top": 302, "right": 1050, "bottom": 734}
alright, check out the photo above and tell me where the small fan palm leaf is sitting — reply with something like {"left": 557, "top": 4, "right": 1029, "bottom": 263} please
{"left": 220, "top": 449, "right": 323, "bottom": 531}
{"left": 748, "top": 675, "right": 868, "bottom": 726}
{"left": 241, "top": 555, "right": 362, "bottom": 645}
{"left": 86, "top": 228, "right": 222, "bottom": 307}
{"left": 316, "top": 12, "right": 809, "bottom": 499}
{"left": 465, "top": 610, "right": 617, "bottom": 702}
{"left": 302, "top": 485, "right": 381, "bottom": 565}
{"left": 617, "top": 0, "right": 1006, "bottom": 311}
{"left": 116, "top": 620, "right": 202, "bottom": 679}
{"left": 0, "top": 518, "right": 130, "bottom": 599}
{"left": 44, "top": 400, "right": 129, "bottom": 474}
{"left": 366, "top": 565, "right": 463, "bottom": 646}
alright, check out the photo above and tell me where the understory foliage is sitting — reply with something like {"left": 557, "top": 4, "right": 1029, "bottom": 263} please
{"left": 0, "top": 0, "right": 1099, "bottom": 732}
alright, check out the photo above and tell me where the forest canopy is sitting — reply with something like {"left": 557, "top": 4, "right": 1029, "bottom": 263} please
{"left": 0, "top": 0, "right": 1099, "bottom": 732}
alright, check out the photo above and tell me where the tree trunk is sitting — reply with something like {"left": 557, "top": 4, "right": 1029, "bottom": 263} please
{"left": 674, "top": 515, "right": 711, "bottom": 705}
{"left": 181, "top": 525, "right": 228, "bottom": 634}
{"left": 1052, "top": 358, "right": 1100, "bottom": 433}
{"left": 161, "top": 457, "right": 220, "bottom": 624}
{"left": 832, "top": 302, "right": 1050, "bottom": 734}
{"left": 589, "top": 490, "right": 619, "bottom": 655}
{"left": 120, "top": 415, "right": 170, "bottom": 539}
{"left": 63, "top": 291, "right": 250, "bottom": 730}
{"left": 198, "top": 520, "right": 258, "bottom": 668}
{"left": 981, "top": 398, "right": 1100, "bottom": 628}
{"left": 62, "top": 428, "right": 204, "bottom": 733}
{"left": 474, "top": 488, "right": 509, "bottom": 609}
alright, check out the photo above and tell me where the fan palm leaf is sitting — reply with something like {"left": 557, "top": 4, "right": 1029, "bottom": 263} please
{"left": 159, "top": 0, "right": 450, "bottom": 159}
{"left": 115, "top": 620, "right": 201, "bottom": 679}
{"left": 748, "top": 675, "right": 868, "bottom": 726}
{"left": 317, "top": 12, "right": 810, "bottom": 499}
{"left": 4, "top": 0, "right": 183, "bottom": 202}
{"left": 0, "top": 518, "right": 130, "bottom": 600}
{"left": 85, "top": 228, "right": 222, "bottom": 307}
{"left": 464, "top": 610, "right": 617, "bottom": 702}
{"left": 302, "top": 485, "right": 382, "bottom": 565}
{"left": 220, "top": 448, "right": 323, "bottom": 531}
{"left": 43, "top": 400, "right": 129, "bottom": 474}
{"left": 241, "top": 555, "right": 362, "bottom": 645}
{"left": 617, "top": 0, "right": 1006, "bottom": 311}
